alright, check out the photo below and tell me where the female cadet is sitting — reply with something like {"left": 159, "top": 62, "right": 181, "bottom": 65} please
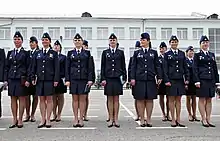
{"left": 185, "top": 46, "right": 199, "bottom": 122}
{"left": 23, "top": 36, "right": 39, "bottom": 122}
{"left": 0, "top": 47, "right": 5, "bottom": 118}
{"left": 163, "top": 35, "right": 189, "bottom": 127}
{"left": 65, "top": 33, "right": 94, "bottom": 127}
{"left": 51, "top": 40, "right": 66, "bottom": 122}
{"left": 128, "top": 41, "right": 141, "bottom": 121}
{"left": 82, "top": 40, "right": 95, "bottom": 121}
{"left": 130, "top": 33, "right": 162, "bottom": 127}
{"left": 101, "top": 33, "right": 127, "bottom": 128}
{"left": 31, "top": 32, "right": 59, "bottom": 128}
{"left": 158, "top": 42, "right": 171, "bottom": 121}
{"left": 193, "top": 35, "right": 219, "bottom": 127}
{"left": 4, "top": 31, "right": 29, "bottom": 128}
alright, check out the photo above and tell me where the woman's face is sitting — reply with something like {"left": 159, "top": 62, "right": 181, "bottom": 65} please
{"left": 109, "top": 39, "right": 117, "bottom": 48}
{"left": 42, "top": 38, "right": 51, "bottom": 47}
{"left": 29, "top": 41, "right": 38, "bottom": 50}
{"left": 200, "top": 41, "right": 209, "bottom": 51}
{"left": 13, "top": 37, "right": 23, "bottom": 48}
{"left": 169, "top": 40, "right": 178, "bottom": 50}
{"left": 187, "top": 50, "right": 194, "bottom": 58}
{"left": 74, "top": 38, "right": 83, "bottom": 48}
{"left": 140, "top": 39, "right": 149, "bottom": 47}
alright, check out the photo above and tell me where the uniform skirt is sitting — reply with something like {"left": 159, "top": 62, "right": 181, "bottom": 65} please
{"left": 8, "top": 79, "right": 26, "bottom": 96}
{"left": 36, "top": 80, "right": 54, "bottom": 96}
{"left": 167, "top": 79, "right": 185, "bottom": 96}
{"left": 186, "top": 83, "right": 196, "bottom": 95}
{"left": 104, "top": 78, "right": 123, "bottom": 96}
{"left": 133, "top": 80, "right": 157, "bottom": 100}
{"left": 158, "top": 81, "right": 167, "bottom": 95}
{"left": 196, "top": 80, "right": 215, "bottom": 98}
{"left": 54, "top": 79, "right": 67, "bottom": 94}
{"left": 70, "top": 80, "right": 88, "bottom": 95}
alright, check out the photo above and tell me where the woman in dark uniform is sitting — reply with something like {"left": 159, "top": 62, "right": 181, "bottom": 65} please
{"left": 4, "top": 31, "right": 29, "bottom": 128}
{"left": 31, "top": 32, "right": 59, "bottom": 128}
{"left": 65, "top": 33, "right": 94, "bottom": 127}
{"left": 163, "top": 35, "right": 189, "bottom": 127}
{"left": 185, "top": 46, "right": 199, "bottom": 122}
{"left": 23, "top": 36, "right": 39, "bottom": 122}
{"left": 51, "top": 40, "right": 66, "bottom": 122}
{"left": 101, "top": 33, "right": 127, "bottom": 128}
{"left": 0, "top": 47, "right": 6, "bottom": 118}
{"left": 158, "top": 42, "right": 171, "bottom": 121}
{"left": 82, "top": 40, "right": 95, "bottom": 121}
{"left": 128, "top": 41, "right": 141, "bottom": 121}
{"left": 193, "top": 35, "right": 219, "bottom": 127}
{"left": 130, "top": 33, "right": 162, "bottom": 127}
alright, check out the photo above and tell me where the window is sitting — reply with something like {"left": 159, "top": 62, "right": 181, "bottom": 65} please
{"left": 177, "top": 28, "right": 188, "bottom": 40}
{"left": 15, "top": 27, "right": 27, "bottom": 39}
{"left": 0, "top": 27, "right": 11, "bottom": 39}
{"left": 192, "top": 28, "right": 203, "bottom": 40}
{"left": 145, "top": 27, "right": 156, "bottom": 39}
{"left": 97, "top": 27, "right": 108, "bottom": 40}
{"left": 97, "top": 47, "right": 107, "bottom": 60}
{"left": 113, "top": 27, "right": 125, "bottom": 39}
{"left": 48, "top": 27, "right": 60, "bottom": 39}
{"left": 64, "top": 27, "right": 76, "bottom": 39}
{"left": 129, "top": 47, "right": 136, "bottom": 57}
{"left": 161, "top": 28, "right": 172, "bottom": 39}
{"left": 81, "top": 27, "right": 92, "bottom": 40}
{"left": 209, "top": 28, "right": 220, "bottom": 55}
{"left": 129, "top": 27, "right": 140, "bottom": 40}
{"left": 32, "top": 27, "right": 43, "bottom": 39}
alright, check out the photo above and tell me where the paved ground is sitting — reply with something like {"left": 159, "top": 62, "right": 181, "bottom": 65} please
{"left": 1, "top": 89, "right": 220, "bottom": 141}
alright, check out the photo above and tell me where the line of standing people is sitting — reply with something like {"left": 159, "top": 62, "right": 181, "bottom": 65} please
{"left": 128, "top": 33, "right": 219, "bottom": 127}
{"left": 0, "top": 31, "right": 219, "bottom": 129}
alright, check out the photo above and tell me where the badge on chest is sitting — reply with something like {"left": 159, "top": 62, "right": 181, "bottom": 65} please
{"left": 49, "top": 53, "right": 53, "bottom": 58}
{"left": 137, "top": 53, "right": 143, "bottom": 58}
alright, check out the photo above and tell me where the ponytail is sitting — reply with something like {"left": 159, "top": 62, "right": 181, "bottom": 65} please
{"left": 149, "top": 41, "right": 152, "bottom": 48}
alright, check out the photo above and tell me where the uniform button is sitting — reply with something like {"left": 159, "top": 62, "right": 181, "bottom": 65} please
{"left": 78, "top": 65, "right": 80, "bottom": 68}
{"left": 14, "top": 66, "right": 16, "bottom": 68}
{"left": 43, "top": 60, "right": 45, "bottom": 63}
{"left": 145, "top": 71, "right": 147, "bottom": 73}
{"left": 176, "top": 61, "right": 178, "bottom": 63}
{"left": 145, "top": 65, "right": 147, "bottom": 67}
{"left": 78, "top": 60, "right": 80, "bottom": 62}
{"left": 209, "top": 67, "right": 211, "bottom": 69}
{"left": 42, "top": 71, "right": 44, "bottom": 73}
{"left": 176, "top": 65, "right": 178, "bottom": 67}
{"left": 209, "top": 71, "right": 211, "bottom": 74}
{"left": 14, "top": 61, "right": 16, "bottom": 63}
{"left": 112, "top": 60, "right": 114, "bottom": 62}
{"left": 112, "top": 69, "right": 114, "bottom": 71}
{"left": 78, "top": 70, "right": 80, "bottom": 72}
{"left": 145, "top": 59, "right": 147, "bottom": 62}
{"left": 112, "top": 64, "right": 114, "bottom": 67}
{"left": 208, "top": 62, "right": 210, "bottom": 65}
{"left": 14, "top": 70, "right": 16, "bottom": 73}
{"left": 42, "top": 66, "right": 44, "bottom": 68}
{"left": 176, "top": 70, "right": 179, "bottom": 72}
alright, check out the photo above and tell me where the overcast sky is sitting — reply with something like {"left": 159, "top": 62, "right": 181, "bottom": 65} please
{"left": 0, "top": 0, "right": 218, "bottom": 16}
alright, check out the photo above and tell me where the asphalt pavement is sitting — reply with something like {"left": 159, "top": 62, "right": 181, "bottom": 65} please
{"left": 0, "top": 89, "right": 220, "bottom": 141}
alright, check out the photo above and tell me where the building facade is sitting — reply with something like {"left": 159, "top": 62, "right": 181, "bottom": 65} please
{"left": 0, "top": 14, "right": 220, "bottom": 73}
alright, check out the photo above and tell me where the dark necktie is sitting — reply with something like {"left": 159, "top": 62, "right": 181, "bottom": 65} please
{"left": 15, "top": 49, "right": 18, "bottom": 56}
{"left": 44, "top": 50, "right": 46, "bottom": 55}
{"left": 174, "top": 51, "right": 177, "bottom": 56}
{"left": 31, "top": 51, "right": 33, "bottom": 55}
{"left": 112, "top": 49, "right": 114, "bottom": 54}
{"left": 77, "top": 50, "right": 80, "bottom": 55}
{"left": 145, "top": 49, "right": 148, "bottom": 54}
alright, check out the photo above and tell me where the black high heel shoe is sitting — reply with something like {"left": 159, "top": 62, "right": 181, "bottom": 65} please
{"left": 37, "top": 121, "right": 46, "bottom": 128}
{"left": 9, "top": 121, "right": 18, "bottom": 128}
